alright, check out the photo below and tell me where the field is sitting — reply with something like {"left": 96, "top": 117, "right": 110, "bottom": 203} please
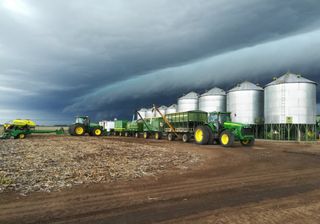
{"left": 1, "top": 135, "right": 320, "bottom": 224}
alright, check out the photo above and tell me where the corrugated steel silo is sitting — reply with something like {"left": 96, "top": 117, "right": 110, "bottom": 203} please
{"left": 137, "top": 108, "right": 147, "bottom": 119}
{"left": 264, "top": 73, "right": 317, "bottom": 124}
{"left": 156, "top": 105, "right": 167, "bottom": 117}
{"left": 227, "top": 81, "right": 264, "bottom": 124}
{"left": 166, "top": 104, "right": 177, "bottom": 114}
{"left": 177, "top": 92, "right": 199, "bottom": 112}
{"left": 199, "top": 87, "right": 226, "bottom": 113}
{"left": 145, "top": 108, "right": 155, "bottom": 118}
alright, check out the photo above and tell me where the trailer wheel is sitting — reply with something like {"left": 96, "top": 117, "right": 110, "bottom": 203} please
{"left": 194, "top": 125, "right": 209, "bottom": 145}
{"left": 124, "top": 132, "right": 129, "bottom": 137}
{"left": 167, "top": 133, "right": 175, "bottom": 141}
{"left": 143, "top": 132, "right": 149, "bottom": 139}
{"left": 182, "top": 133, "right": 190, "bottom": 143}
{"left": 154, "top": 132, "right": 161, "bottom": 140}
{"left": 220, "top": 130, "right": 235, "bottom": 147}
{"left": 134, "top": 132, "right": 139, "bottom": 138}
{"left": 240, "top": 138, "right": 255, "bottom": 147}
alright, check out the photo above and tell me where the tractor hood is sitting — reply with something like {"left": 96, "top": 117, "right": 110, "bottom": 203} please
{"left": 223, "top": 121, "right": 251, "bottom": 129}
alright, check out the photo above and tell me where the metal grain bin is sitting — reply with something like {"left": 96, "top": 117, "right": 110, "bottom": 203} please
{"left": 199, "top": 87, "right": 226, "bottom": 113}
{"left": 145, "top": 108, "right": 155, "bottom": 118}
{"left": 264, "top": 73, "right": 317, "bottom": 124}
{"left": 177, "top": 92, "right": 199, "bottom": 112}
{"left": 227, "top": 81, "right": 264, "bottom": 124}
{"left": 137, "top": 108, "right": 147, "bottom": 119}
{"left": 155, "top": 105, "right": 167, "bottom": 117}
{"left": 166, "top": 104, "right": 177, "bottom": 114}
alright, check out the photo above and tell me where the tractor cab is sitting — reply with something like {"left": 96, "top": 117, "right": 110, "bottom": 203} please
{"left": 75, "top": 116, "right": 90, "bottom": 126}
{"left": 208, "top": 112, "right": 231, "bottom": 130}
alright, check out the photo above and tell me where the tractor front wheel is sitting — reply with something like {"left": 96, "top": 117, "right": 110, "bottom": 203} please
{"left": 194, "top": 125, "right": 209, "bottom": 145}
{"left": 219, "top": 130, "right": 235, "bottom": 147}
{"left": 92, "top": 127, "right": 102, "bottom": 136}
{"left": 240, "top": 138, "right": 255, "bottom": 147}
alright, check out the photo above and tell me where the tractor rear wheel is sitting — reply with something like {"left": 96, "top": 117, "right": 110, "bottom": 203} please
{"left": 219, "top": 130, "right": 235, "bottom": 147}
{"left": 68, "top": 124, "right": 75, "bottom": 136}
{"left": 73, "top": 124, "right": 86, "bottom": 136}
{"left": 194, "top": 125, "right": 209, "bottom": 145}
{"left": 92, "top": 127, "right": 102, "bottom": 136}
{"left": 167, "top": 133, "right": 175, "bottom": 141}
{"left": 205, "top": 126, "right": 214, "bottom": 145}
{"left": 241, "top": 138, "right": 255, "bottom": 147}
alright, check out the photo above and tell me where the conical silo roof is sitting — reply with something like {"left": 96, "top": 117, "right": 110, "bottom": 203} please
{"left": 228, "top": 81, "right": 263, "bottom": 92}
{"left": 201, "top": 87, "right": 226, "bottom": 96}
{"left": 179, "top": 91, "right": 199, "bottom": 99}
{"left": 265, "top": 72, "right": 317, "bottom": 87}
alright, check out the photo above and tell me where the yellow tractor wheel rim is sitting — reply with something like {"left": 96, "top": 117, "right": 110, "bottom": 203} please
{"left": 155, "top": 133, "right": 159, "bottom": 139}
{"left": 75, "top": 127, "right": 84, "bottom": 135}
{"left": 221, "top": 134, "right": 229, "bottom": 145}
{"left": 195, "top": 129, "right": 203, "bottom": 142}
{"left": 144, "top": 133, "right": 147, "bottom": 138}
{"left": 95, "top": 129, "right": 102, "bottom": 136}
{"left": 19, "top": 134, "right": 25, "bottom": 139}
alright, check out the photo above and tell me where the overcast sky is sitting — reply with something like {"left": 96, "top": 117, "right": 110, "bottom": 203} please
{"left": 0, "top": 0, "right": 319, "bottom": 124}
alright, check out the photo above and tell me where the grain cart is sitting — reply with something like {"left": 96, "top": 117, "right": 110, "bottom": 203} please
{"left": 114, "top": 120, "right": 128, "bottom": 136}
{"left": 69, "top": 116, "right": 103, "bottom": 136}
{"left": 124, "top": 120, "right": 144, "bottom": 137}
{"left": 194, "top": 112, "right": 255, "bottom": 147}
{"left": 164, "top": 111, "right": 208, "bottom": 142}
{"left": 142, "top": 117, "right": 164, "bottom": 139}
{"left": 1, "top": 119, "right": 64, "bottom": 139}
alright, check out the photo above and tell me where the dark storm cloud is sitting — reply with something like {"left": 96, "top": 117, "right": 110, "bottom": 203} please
{"left": 0, "top": 0, "right": 320, "bottom": 123}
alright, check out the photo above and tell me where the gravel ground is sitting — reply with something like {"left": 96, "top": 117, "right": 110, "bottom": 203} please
{"left": 0, "top": 135, "right": 202, "bottom": 195}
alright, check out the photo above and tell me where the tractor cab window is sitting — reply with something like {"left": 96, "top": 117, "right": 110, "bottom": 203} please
{"left": 208, "top": 113, "right": 218, "bottom": 123}
{"left": 219, "top": 113, "right": 231, "bottom": 124}
{"left": 76, "top": 117, "right": 89, "bottom": 124}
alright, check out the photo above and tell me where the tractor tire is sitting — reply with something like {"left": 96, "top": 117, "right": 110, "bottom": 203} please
{"left": 92, "top": 127, "right": 103, "bottom": 136}
{"left": 240, "top": 138, "right": 255, "bottom": 147}
{"left": 73, "top": 124, "right": 86, "bottom": 136}
{"left": 182, "top": 133, "right": 190, "bottom": 143}
{"left": 219, "top": 130, "right": 235, "bottom": 147}
{"left": 167, "top": 133, "right": 175, "bottom": 141}
{"left": 154, "top": 132, "right": 161, "bottom": 140}
{"left": 143, "top": 132, "right": 149, "bottom": 139}
{"left": 194, "top": 125, "right": 209, "bottom": 145}
{"left": 68, "top": 124, "right": 75, "bottom": 136}
{"left": 205, "top": 126, "right": 214, "bottom": 145}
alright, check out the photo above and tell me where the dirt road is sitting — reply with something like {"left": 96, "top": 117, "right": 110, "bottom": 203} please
{"left": 1, "top": 137, "right": 320, "bottom": 224}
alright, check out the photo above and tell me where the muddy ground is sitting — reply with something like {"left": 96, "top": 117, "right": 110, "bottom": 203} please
{"left": 0, "top": 136, "right": 320, "bottom": 224}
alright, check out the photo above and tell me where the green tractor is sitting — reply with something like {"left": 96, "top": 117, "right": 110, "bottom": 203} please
{"left": 68, "top": 116, "right": 103, "bottom": 136}
{"left": 194, "top": 112, "right": 255, "bottom": 147}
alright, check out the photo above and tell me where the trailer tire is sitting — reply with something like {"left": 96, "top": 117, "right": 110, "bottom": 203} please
{"left": 125, "top": 132, "right": 129, "bottom": 137}
{"left": 143, "top": 132, "right": 149, "bottom": 139}
{"left": 240, "top": 138, "right": 255, "bottom": 147}
{"left": 154, "top": 132, "right": 161, "bottom": 140}
{"left": 220, "top": 130, "right": 235, "bottom": 147}
{"left": 194, "top": 125, "right": 209, "bottom": 145}
{"left": 182, "top": 133, "right": 190, "bottom": 143}
{"left": 135, "top": 132, "right": 139, "bottom": 138}
{"left": 167, "top": 133, "right": 175, "bottom": 141}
